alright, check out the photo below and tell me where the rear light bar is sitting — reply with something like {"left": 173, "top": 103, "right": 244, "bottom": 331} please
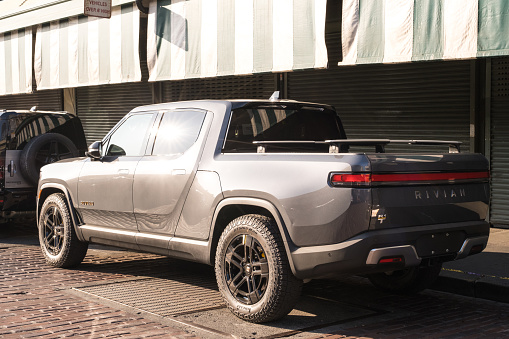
{"left": 330, "top": 171, "right": 489, "bottom": 187}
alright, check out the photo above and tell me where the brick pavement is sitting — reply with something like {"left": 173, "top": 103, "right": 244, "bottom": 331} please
{"left": 1, "top": 230, "right": 509, "bottom": 338}
{"left": 0, "top": 243, "right": 198, "bottom": 338}
{"left": 301, "top": 278, "right": 509, "bottom": 339}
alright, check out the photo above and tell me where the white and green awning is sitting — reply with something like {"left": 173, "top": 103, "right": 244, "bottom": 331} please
{"left": 147, "top": 0, "right": 328, "bottom": 81}
{"left": 341, "top": 0, "right": 509, "bottom": 65}
{"left": 0, "top": 28, "right": 32, "bottom": 95}
{"left": 34, "top": 3, "right": 141, "bottom": 90}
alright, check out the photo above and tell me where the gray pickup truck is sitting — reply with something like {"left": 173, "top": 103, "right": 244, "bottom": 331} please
{"left": 36, "top": 99, "right": 490, "bottom": 323}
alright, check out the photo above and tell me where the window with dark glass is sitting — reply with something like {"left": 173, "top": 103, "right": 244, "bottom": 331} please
{"left": 152, "top": 110, "right": 206, "bottom": 155}
{"left": 223, "top": 104, "right": 346, "bottom": 153}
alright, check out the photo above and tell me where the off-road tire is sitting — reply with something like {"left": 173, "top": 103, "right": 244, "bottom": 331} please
{"left": 367, "top": 263, "right": 443, "bottom": 294}
{"left": 38, "top": 193, "right": 88, "bottom": 268}
{"left": 20, "top": 133, "right": 79, "bottom": 186}
{"left": 215, "top": 214, "right": 303, "bottom": 323}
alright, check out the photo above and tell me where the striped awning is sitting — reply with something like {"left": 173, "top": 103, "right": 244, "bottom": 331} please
{"left": 341, "top": 0, "right": 509, "bottom": 65}
{"left": 0, "top": 28, "right": 32, "bottom": 95}
{"left": 34, "top": 3, "right": 141, "bottom": 90}
{"left": 147, "top": 0, "right": 328, "bottom": 81}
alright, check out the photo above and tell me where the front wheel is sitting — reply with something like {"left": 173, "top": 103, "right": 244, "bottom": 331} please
{"left": 367, "top": 263, "right": 443, "bottom": 294}
{"left": 215, "top": 214, "right": 303, "bottom": 323}
{"left": 38, "top": 193, "right": 88, "bottom": 268}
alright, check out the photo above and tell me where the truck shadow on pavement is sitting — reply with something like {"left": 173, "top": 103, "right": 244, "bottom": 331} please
{"left": 73, "top": 250, "right": 386, "bottom": 338}
{"left": 72, "top": 247, "right": 509, "bottom": 338}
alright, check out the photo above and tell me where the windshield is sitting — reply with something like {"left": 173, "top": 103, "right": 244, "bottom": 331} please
{"left": 223, "top": 104, "right": 346, "bottom": 153}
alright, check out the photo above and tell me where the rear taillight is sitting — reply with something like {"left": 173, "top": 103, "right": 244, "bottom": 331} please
{"left": 330, "top": 173, "right": 371, "bottom": 187}
{"left": 372, "top": 171, "right": 489, "bottom": 183}
{"left": 330, "top": 171, "right": 490, "bottom": 187}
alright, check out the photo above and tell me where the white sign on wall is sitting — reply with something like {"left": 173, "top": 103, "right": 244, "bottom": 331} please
{"left": 84, "top": 0, "right": 112, "bottom": 18}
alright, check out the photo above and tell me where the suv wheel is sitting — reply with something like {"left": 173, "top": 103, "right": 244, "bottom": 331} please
{"left": 20, "top": 133, "right": 79, "bottom": 186}
{"left": 215, "top": 214, "right": 302, "bottom": 323}
{"left": 38, "top": 193, "right": 88, "bottom": 268}
{"left": 367, "top": 263, "right": 443, "bottom": 294}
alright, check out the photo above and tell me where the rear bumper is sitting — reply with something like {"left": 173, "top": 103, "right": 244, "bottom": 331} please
{"left": 289, "top": 220, "right": 489, "bottom": 280}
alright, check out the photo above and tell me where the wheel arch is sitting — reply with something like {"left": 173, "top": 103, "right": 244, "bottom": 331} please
{"left": 38, "top": 183, "right": 85, "bottom": 241}
{"left": 209, "top": 197, "right": 297, "bottom": 275}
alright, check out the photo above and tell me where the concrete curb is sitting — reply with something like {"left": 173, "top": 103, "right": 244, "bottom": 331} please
{"left": 432, "top": 269, "right": 509, "bottom": 304}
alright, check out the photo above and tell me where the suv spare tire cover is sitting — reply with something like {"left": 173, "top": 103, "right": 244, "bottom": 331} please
{"left": 20, "top": 133, "right": 79, "bottom": 186}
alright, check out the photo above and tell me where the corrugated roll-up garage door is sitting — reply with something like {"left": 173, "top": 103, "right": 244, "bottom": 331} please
{"left": 490, "top": 58, "right": 509, "bottom": 227}
{"left": 287, "top": 61, "right": 472, "bottom": 153}
{"left": 162, "top": 74, "right": 276, "bottom": 102}
{"left": 0, "top": 90, "right": 63, "bottom": 111}
{"left": 77, "top": 81, "right": 153, "bottom": 145}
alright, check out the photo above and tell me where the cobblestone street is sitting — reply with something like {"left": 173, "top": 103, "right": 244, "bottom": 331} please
{"left": 1, "top": 224, "right": 509, "bottom": 338}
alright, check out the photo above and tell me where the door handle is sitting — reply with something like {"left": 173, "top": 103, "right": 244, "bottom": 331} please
{"left": 118, "top": 169, "right": 129, "bottom": 175}
{"left": 8, "top": 160, "right": 15, "bottom": 177}
{"left": 172, "top": 169, "right": 186, "bottom": 175}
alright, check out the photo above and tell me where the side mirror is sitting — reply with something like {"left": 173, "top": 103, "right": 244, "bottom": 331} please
{"left": 86, "top": 141, "right": 102, "bottom": 159}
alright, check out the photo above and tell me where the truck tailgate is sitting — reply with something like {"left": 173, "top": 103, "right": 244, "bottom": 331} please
{"left": 367, "top": 154, "right": 490, "bottom": 230}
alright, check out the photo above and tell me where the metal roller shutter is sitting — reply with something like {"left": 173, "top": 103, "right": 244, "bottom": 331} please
{"left": 490, "top": 58, "right": 509, "bottom": 227}
{"left": 162, "top": 74, "right": 276, "bottom": 102}
{"left": 77, "top": 81, "right": 153, "bottom": 145}
{"left": 287, "top": 61, "right": 472, "bottom": 153}
{"left": 0, "top": 90, "right": 63, "bottom": 111}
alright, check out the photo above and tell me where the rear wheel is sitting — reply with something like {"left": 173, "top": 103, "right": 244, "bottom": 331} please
{"left": 38, "top": 193, "right": 88, "bottom": 268}
{"left": 367, "top": 263, "right": 443, "bottom": 294}
{"left": 215, "top": 214, "right": 303, "bottom": 323}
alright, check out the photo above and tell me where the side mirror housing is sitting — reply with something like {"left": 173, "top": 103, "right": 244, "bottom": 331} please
{"left": 86, "top": 141, "right": 102, "bottom": 159}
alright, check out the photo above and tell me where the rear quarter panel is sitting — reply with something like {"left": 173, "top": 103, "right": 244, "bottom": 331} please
{"left": 212, "top": 153, "right": 372, "bottom": 247}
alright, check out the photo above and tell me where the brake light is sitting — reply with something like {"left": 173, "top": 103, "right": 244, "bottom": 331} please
{"left": 330, "top": 171, "right": 489, "bottom": 187}
{"left": 330, "top": 173, "right": 371, "bottom": 186}
{"left": 372, "top": 171, "right": 489, "bottom": 183}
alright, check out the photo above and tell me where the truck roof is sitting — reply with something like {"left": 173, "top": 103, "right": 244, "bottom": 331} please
{"left": 129, "top": 99, "right": 335, "bottom": 114}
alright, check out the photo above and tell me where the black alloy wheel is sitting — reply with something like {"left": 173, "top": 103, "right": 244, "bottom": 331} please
{"left": 223, "top": 234, "right": 269, "bottom": 305}
{"left": 38, "top": 193, "right": 88, "bottom": 268}
{"left": 215, "top": 214, "right": 303, "bottom": 323}
{"left": 41, "top": 205, "right": 65, "bottom": 256}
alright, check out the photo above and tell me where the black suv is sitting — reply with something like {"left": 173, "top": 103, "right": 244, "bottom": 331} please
{"left": 0, "top": 109, "right": 86, "bottom": 222}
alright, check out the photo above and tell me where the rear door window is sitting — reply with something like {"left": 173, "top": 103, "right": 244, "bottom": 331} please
{"left": 152, "top": 110, "right": 206, "bottom": 155}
